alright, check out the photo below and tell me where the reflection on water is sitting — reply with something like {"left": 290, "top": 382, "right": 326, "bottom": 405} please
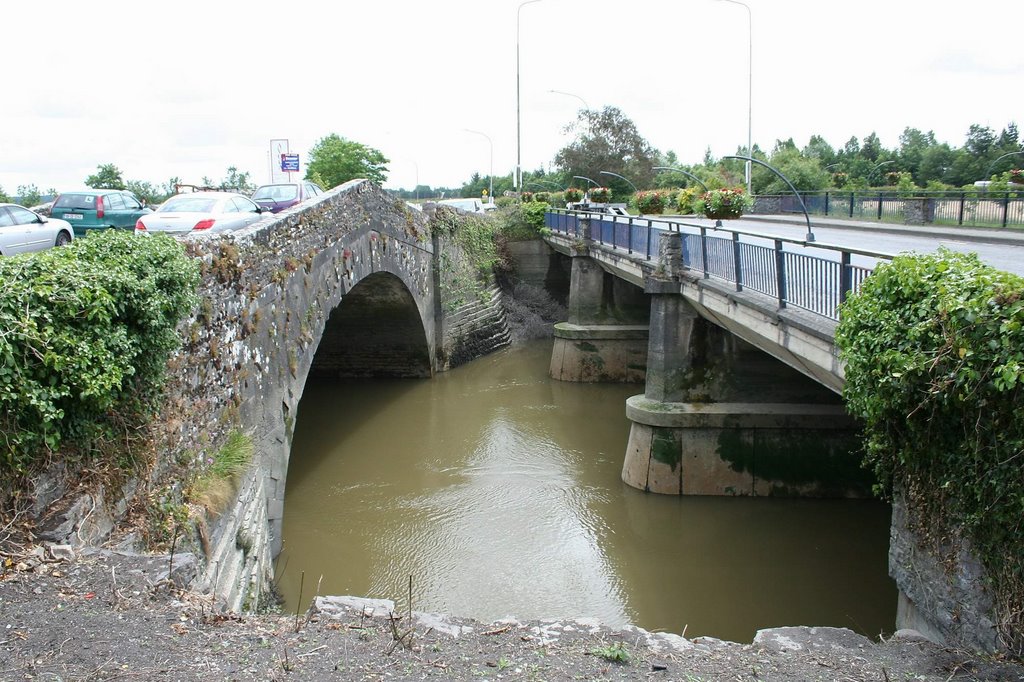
{"left": 278, "top": 340, "right": 895, "bottom": 642}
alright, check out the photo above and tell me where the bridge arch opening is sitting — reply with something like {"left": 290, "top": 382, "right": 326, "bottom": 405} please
{"left": 309, "top": 271, "right": 432, "bottom": 379}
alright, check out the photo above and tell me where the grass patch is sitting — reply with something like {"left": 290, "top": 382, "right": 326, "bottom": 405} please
{"left": 188, "top": 431, "right": 254, "bottom": 515}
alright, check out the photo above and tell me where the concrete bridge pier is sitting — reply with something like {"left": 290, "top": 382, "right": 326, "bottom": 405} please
{"left": 621, "top": 233, "right": 868, "bottom": 497}
{"left": 550, "top": 224, "right": 649, "bottom": 382}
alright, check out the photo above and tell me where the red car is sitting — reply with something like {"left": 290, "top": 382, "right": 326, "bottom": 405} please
{"left": 251, "top": 182, "right": 324, "bottom": 213}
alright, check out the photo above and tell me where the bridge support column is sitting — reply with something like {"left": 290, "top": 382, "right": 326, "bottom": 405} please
{"left": 621, "top": 233, "right": 868, "bottom": 497}
{"left": 550, "top": 237, "right": 649, "bottom": 382}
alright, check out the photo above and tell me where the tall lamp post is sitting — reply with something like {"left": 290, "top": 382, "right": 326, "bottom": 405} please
{"left": 464, "top": 128, "right": 494, "bottom": 202}
{"left": 516, "top": 0, "right": 543, "bottom": 195}
{"left": 716, "top": 0, "right": 752, "bottom": 196}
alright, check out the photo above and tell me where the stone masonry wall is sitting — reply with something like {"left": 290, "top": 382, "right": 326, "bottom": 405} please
{"left": 889, "top": 493, "right": 999, "bottom": 653}
{"left": 147, "top": 180, "right": 437, "bottom": 611}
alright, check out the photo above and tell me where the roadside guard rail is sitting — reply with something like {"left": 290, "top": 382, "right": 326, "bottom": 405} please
{"left": 545, "top": 209, "right": 895, "bottom": 322}
{"left": 764, "top": 190, "right": 1024, "bottom": 229}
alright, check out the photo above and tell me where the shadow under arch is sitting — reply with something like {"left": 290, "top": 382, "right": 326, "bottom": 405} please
{"left": 310, "top": 271, "right": 433, "bottom": 380}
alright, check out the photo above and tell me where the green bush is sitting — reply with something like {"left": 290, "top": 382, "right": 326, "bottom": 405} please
{"left": 0, "top": 231, "right": 200, "bottom": 474}
{"left": 489, "top": 201, "right": 548, "bottom": 242}
{"left": 837, "top": 249, "right": 1024, "bottom": 649}
{"left": 675, "top": 187, "right": 701, "bottom": 213}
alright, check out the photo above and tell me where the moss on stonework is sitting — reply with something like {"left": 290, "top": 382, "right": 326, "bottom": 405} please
{"left": 717, "top": 429, "right": 870, "bottom": 492}
{"left": 576, "top": 341, "right": 599, "bottom": 353}
{"left": 651, "top": 429, "right": 681, "bottom": 469}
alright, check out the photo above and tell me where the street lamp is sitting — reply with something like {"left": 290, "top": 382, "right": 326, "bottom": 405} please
{"left": 528, "top": 179, "right": 562, "bottom": 190}
{"left": 516, "top": 0, "right": 543, "bottom": 195}
{"left": 572, "top": 175, "right": 600, "bottom": 188}
{"left": 464, "top": 128, "right": 494, "bottom": 202}
{"left": 716, "top": 0, "right": 752, "bottom": 196}
{"left": 724, "top": 154, "right": 815, "bottom": 242}
{"left": 870, "top": 160, "right": 896, "bottom": 185}
{"left": 548, "top": 89, "right": 589, "bottom": 112}
{"left": 599, "top": 170, "right": 637, "bottom": 193}
{"left": 653, "top": 166, "right": 709, "bottom": 192}
{"left": 984, "top": 151, "right": 1024, "bottom": 180}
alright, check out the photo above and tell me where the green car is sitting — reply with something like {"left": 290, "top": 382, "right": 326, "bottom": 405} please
{"left": 51, "top": 189, "right": 152, "bottom": 237}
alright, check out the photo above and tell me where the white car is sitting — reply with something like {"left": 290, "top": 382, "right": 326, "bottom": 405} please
{"left": 0, "top": 203, "right": 74, "bottom": 256}
{"left": 135, "top": 191, "right": 272, "bottom": 236}
{"left": 437, "top": 198, "right": 495, "bottom": 214}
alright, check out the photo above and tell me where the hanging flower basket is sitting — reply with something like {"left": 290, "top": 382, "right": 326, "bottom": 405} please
{"left": 693, "top": 188, "right": 753, "bottom": 220}
{"left": 1010, "top": 169, "right": 1024, "bottom": 185}
{"left": 635, "top": 190, "right": 667, "bottom": 214}
{"left": 564, "top": 187, "right": 584, "bottom": 202}
{"left": 588, "top": 187, "right": 612, "bottom": 203}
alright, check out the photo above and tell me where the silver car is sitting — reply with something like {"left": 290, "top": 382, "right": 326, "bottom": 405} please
{"left": 134, "top": 191, "right": 271, "bottom": 236}
{"left": 0, "top": 203, "right": 74, "bottom": 256}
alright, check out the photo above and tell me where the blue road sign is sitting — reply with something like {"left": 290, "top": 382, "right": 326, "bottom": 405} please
{"left": 281, "top": 154, "right": 300, "bottom": 172}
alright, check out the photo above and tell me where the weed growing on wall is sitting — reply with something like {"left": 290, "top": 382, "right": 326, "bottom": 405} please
{"left": 188, "top": 431, "right": 254, "bottom": 516}
{"left": 0, "top": 231, "right": 200, "bottom": 477}
{"left": 429, "top": 206, "right": 499, "bottom": 309}
{"left": 837, "top": 248, "right": 1024, "bottom": 654}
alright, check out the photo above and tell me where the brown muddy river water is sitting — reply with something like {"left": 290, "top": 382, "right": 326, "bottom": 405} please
{"left": 277, "top": 339, "right": 896, "bottom": 643}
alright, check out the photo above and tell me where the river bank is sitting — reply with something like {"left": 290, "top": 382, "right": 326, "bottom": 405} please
{"left": 2, "top": 546, "right": 1021, "bottom": 681}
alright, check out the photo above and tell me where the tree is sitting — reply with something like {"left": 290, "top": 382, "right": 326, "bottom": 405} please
{"left": 305, "top": 134, "right": 389, "bottom": 188}
{"left": 16, "top": 185, "right": 41, "bottom": 207}
{"left": 553, "top": 106, "right": 659, "bottom": 192}
{"left": 221, "top": 166, "right": 253, "bottom": 192}
{"left": 85, "top": 164, "right": 126, "bottom": 190}
{"left": 0, "top": 186, "right": 9, "bottom": 203}
{"left": 126, "top": 180, "right": 162, "bottom": 205}
{"left": 802, "top": 135, "right": 836, "bottom": 165}
{"left": 860, "top": 133, "right": 882, "bottom": 163}
{"left": 752, "top": 146, "right": 829, "bottom": 194}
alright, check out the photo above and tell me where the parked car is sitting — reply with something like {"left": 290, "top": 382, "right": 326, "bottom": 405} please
{"left": 134, "top": 191, "right": 272, "bottom": 236}
{"left": 251, "top": 181, "right": 324, "bottom": 213}
{"left": 0, "top": 203, "right": 74, "bottom": 256}
{"left": 50, "top": 189, "right": 152, "bottom": 238}
{"left": 437, "top": 198, "right": 494, "bottom": 214}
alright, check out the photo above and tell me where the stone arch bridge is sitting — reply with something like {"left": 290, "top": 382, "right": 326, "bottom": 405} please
{"left": 152, "top": 180, "right": 508, "bottom": 610}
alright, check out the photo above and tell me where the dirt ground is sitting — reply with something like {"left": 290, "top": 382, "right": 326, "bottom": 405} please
{"left": 2, "top": 547, "right": 1023, "bottom": 681}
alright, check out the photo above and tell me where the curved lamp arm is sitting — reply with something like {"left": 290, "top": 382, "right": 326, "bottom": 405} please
{"left": 598, "top": 170, "right": 637, "bottom": 193}
{"left": 653, "top": 166, "right": 709, "bottom": 193}
{"left": 723, "top": 155, "right": 815, "bottom": 242}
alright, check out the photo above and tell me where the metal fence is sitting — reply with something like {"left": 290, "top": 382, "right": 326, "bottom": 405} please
{"left": 545, "top": 210, "right": 883, "bottom": 321}
{"left": 765, "top": 190, "right": 1024, "bottom": 228}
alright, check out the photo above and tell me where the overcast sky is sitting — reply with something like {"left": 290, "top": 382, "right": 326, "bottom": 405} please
{"left": 3, "top": 0, "right": 1020, "bottom": 195}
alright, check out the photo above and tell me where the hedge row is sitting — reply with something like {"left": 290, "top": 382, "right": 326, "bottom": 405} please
{"left": 0, "top": 231, "right": 200, "bottom": 475}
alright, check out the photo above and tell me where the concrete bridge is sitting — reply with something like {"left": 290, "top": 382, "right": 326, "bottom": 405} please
{"left": 542, "top": 210, "right": 874, "bottom": 498}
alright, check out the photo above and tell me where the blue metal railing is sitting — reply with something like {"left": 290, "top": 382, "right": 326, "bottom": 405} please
{"left": 545, "top": 210, "right": 887, "bottom": 321}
